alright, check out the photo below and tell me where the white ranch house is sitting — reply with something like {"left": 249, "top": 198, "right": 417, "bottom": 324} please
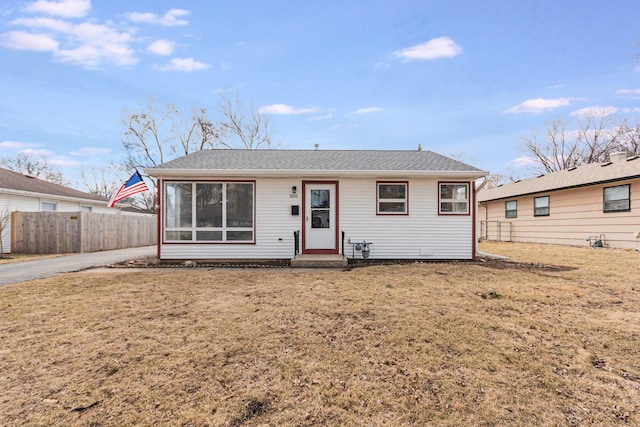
{"left": 146, "top": 149, "right": 488, "bottom": 263}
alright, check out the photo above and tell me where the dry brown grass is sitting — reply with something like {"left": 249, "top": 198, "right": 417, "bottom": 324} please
{"left": 1, "top": 242, "right": 639, "bottom": 426}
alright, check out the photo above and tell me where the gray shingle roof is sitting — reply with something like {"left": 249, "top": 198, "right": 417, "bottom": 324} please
{"left": 478, "top": 156, "right": 640, "bottom": 202}
{"left": 0, "top": 167, "right": 108, "bottom": 203}
{"left": 146, "top": 149, "right": 486, "bottom": 176}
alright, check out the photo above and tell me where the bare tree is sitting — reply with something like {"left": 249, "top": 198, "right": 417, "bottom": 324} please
{"left": 215, "top": 92, "right": 273, "bottom": 149}
{"left": 0, "top": 153, "right": 67, "bottom": 185}
{"left": 522, "top": 108, "right": 640, "bottom": 173}
{"left": 120, "top": 94, "right": 274, "bottom": 210}
{"left": 80, "top": 166, "right": 123, "bottom": 200}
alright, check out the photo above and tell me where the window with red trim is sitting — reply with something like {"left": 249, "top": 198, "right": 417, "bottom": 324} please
{"left": 377, "top": 182, "right": 408, "bottom": 214}
{"left": 439, "top": 183, "right": 469, "bottom": 214}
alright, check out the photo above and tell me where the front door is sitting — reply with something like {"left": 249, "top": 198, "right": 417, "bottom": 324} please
{"left": 303, "top": 182, "right": 338, "bottom": 253}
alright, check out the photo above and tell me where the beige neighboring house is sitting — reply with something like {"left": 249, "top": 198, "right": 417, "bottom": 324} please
{"left": 0, "top": 167, "right": 147, "bottom": 254}
{"left": 477, "top": 152, "right": 640, "bottom": 250}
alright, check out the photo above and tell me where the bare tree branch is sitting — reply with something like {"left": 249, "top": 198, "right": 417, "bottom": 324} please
{"left": 119, "top": 95, "right": 274, "bottom": 210}
{"left": 0, "top": 153, "right": 67, "bottom": 185}
{"left": 522, "top": 108, "right": 640, "bottom": 173}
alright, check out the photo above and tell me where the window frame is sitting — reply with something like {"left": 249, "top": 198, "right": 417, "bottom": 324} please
{"left": 505, "top": 200, "right": 517, "bottom": 218}
{"left": 603, "top": 184, "right": 630, "bottom": 213}
{"left": 533, "top": 195, "right": 550, "bottom": 217}
{"left": 376, "top": 181, "right": 409, "bottom": 215}
{"left": 163, "top": 180, "right": 256, "bottom": 244}
{"left": 438, "top": 182, "right": 470, "bottom": 215}
{"left": 41, "top": 201, "right": 57, "bottom": 211}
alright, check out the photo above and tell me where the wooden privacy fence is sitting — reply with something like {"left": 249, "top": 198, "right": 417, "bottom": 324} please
{"left": 11, "top": 211, "right": 157, "bottom": 254}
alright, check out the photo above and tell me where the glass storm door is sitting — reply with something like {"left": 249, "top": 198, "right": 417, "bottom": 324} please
{"left": 304, "top": 183, "right": 337, "bottom": 252}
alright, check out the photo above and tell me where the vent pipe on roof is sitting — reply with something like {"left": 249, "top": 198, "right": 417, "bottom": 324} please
{"left": 609, "top": 152, "right": 627, "bottom": 163}
{"left": 418, "top": 144, "right": 422, "bottom": 151}
{"left": 314, "top": 143, "right": 320, "bottom": 150}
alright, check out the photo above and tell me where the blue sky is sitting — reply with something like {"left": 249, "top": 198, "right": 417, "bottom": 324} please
{"left": 1, "top": 0, "right": 639, "bottom": 186}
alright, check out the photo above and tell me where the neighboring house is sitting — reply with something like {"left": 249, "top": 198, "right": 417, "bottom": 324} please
{"left": 0, "top": 167, "right": 144, "bottom": 253}
{"left": 145, "top": 149, "right": 488, "bottom": 262}
{"left": 477, "top": 153, "right": 640, "bottom": 249}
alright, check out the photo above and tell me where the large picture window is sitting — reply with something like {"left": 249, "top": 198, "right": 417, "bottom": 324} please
{"left": 439, "top": 183, "right": 469, "bottom": 214}
{"left": 534, "top": 196, "right": 550, "bottom": 217}
{"left": 604, "top": 184, "right": 630, "bottom": 212}
{"left": 165, "top": 181, "right": 254, "bottom": 242}
{"left": 377, "top": 182, "right": 408, "bottom": 214}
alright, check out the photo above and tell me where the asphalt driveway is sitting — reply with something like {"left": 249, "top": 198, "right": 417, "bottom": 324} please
{"left": 0, "top": 246, "right": 156, "bottom": 286}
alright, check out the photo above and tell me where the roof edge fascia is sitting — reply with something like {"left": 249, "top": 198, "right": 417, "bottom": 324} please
{"left": 478, "top": 173, "right": 640, "bottom": 203}
{"left": 145, "top": 168, "right": 488, "bottom": 179}
{"left": 0, "top": 188, "right": 109, "bottom": 205}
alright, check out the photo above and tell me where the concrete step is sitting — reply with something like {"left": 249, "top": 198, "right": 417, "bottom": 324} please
{"left": 290, "top": 254, "right": 348, "bottom": 268}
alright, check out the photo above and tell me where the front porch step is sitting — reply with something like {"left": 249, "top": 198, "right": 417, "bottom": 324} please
{"left": 290, "top": 254, "right": 348, "bottom": 268}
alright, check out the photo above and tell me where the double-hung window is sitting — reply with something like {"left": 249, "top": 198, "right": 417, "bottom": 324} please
{"left": 603, "top": 184, "right": 630, "bottom": 212}
{"left": 377, "top": 182, "right": 408, "bottom": 214}
{"left": 533, "top": 196, "right": 549, "bottom": 217}
{"left": 164, "top": 181, "right": 254, "bottom": 242}
{"left": 439, "top": 183, "right": 469, "bottom": 214}
{"left": 505, "top": 200, "right": 517, "bottom": 218}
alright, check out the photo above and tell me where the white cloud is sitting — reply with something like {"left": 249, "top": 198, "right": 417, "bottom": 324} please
{"left": 126, "top": 9, "right": 189, "bottom": 26}
{"left": 503, "top": 98, "right": 575, "bottom": 114}
{"left": 0, "top": 30, "right": 58, "bottom": 51}
{"left": 2, "top": 16, "right": 137, "bottom": 67}
{"left": 570, "top": 106, "right": 619, "bottom": 117}
{"left": 24, "top": 0, "right": 91, "bottom": 18}
{"left": 617, "top": 88, "right": 640, "bottom": 97}
{"left": 147, "top": 39, "right": 175, "bottom": 56}
{"left": 12, "top": 17, "right": 72, "bottom": 32}
{"left": 507, "top": 156, "right": 538, "bottom": 168}
{"left": 157, "top": 57, "right": 210, "bottom": 72}
{"left": 0, "top": 140, "right": 41, "bottom": 149}
{"left": 48, "top": 156, "right": 81, "bottom": 167}
{"left": 392, "top": 36, "right": 462, "bottom": 61}
{"left": 70, "top": 147, "right": 110, "bottom": 156}
{"left": 258, "top": 104, "right": 319, "bottom": 115}
{"left": 55, "top": 22, "right": 137, "bottom": 67}
{"left": 350, "top": 107, "right": 382, "bottom": 115}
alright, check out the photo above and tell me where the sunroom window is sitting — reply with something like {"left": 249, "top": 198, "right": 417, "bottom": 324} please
{"left": 165, "top": 182, "right": 254, "bottom": 242}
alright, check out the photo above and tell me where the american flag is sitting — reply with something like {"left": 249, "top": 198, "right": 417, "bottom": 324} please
{"left": 108, "top": 171, "right": 149, "bottom": 208}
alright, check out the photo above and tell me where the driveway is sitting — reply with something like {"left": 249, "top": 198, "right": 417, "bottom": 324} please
{"left": 0, "top": 246, "right": 156, "bottom": 286}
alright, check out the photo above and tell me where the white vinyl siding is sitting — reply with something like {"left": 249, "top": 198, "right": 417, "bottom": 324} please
{"left": 159, "top": 177, "right": 476, "bottom": 260}
{"left": 342, "top": 179, "right": 473, "bottom": 259}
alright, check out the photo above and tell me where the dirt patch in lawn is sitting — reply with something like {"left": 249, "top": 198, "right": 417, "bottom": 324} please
{"left": 1, "top": 241, "right": 639, "bottom": 426}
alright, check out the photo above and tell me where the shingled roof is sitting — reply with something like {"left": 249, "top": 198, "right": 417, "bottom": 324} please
{"left": 478, "top": 155, "right": 640, "bottom": 202}
{"left": 0, "top": 167, "right": 108, "bottom": 203}
{"left": 146, "top": 149, "right": 487, "bottom": 178}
